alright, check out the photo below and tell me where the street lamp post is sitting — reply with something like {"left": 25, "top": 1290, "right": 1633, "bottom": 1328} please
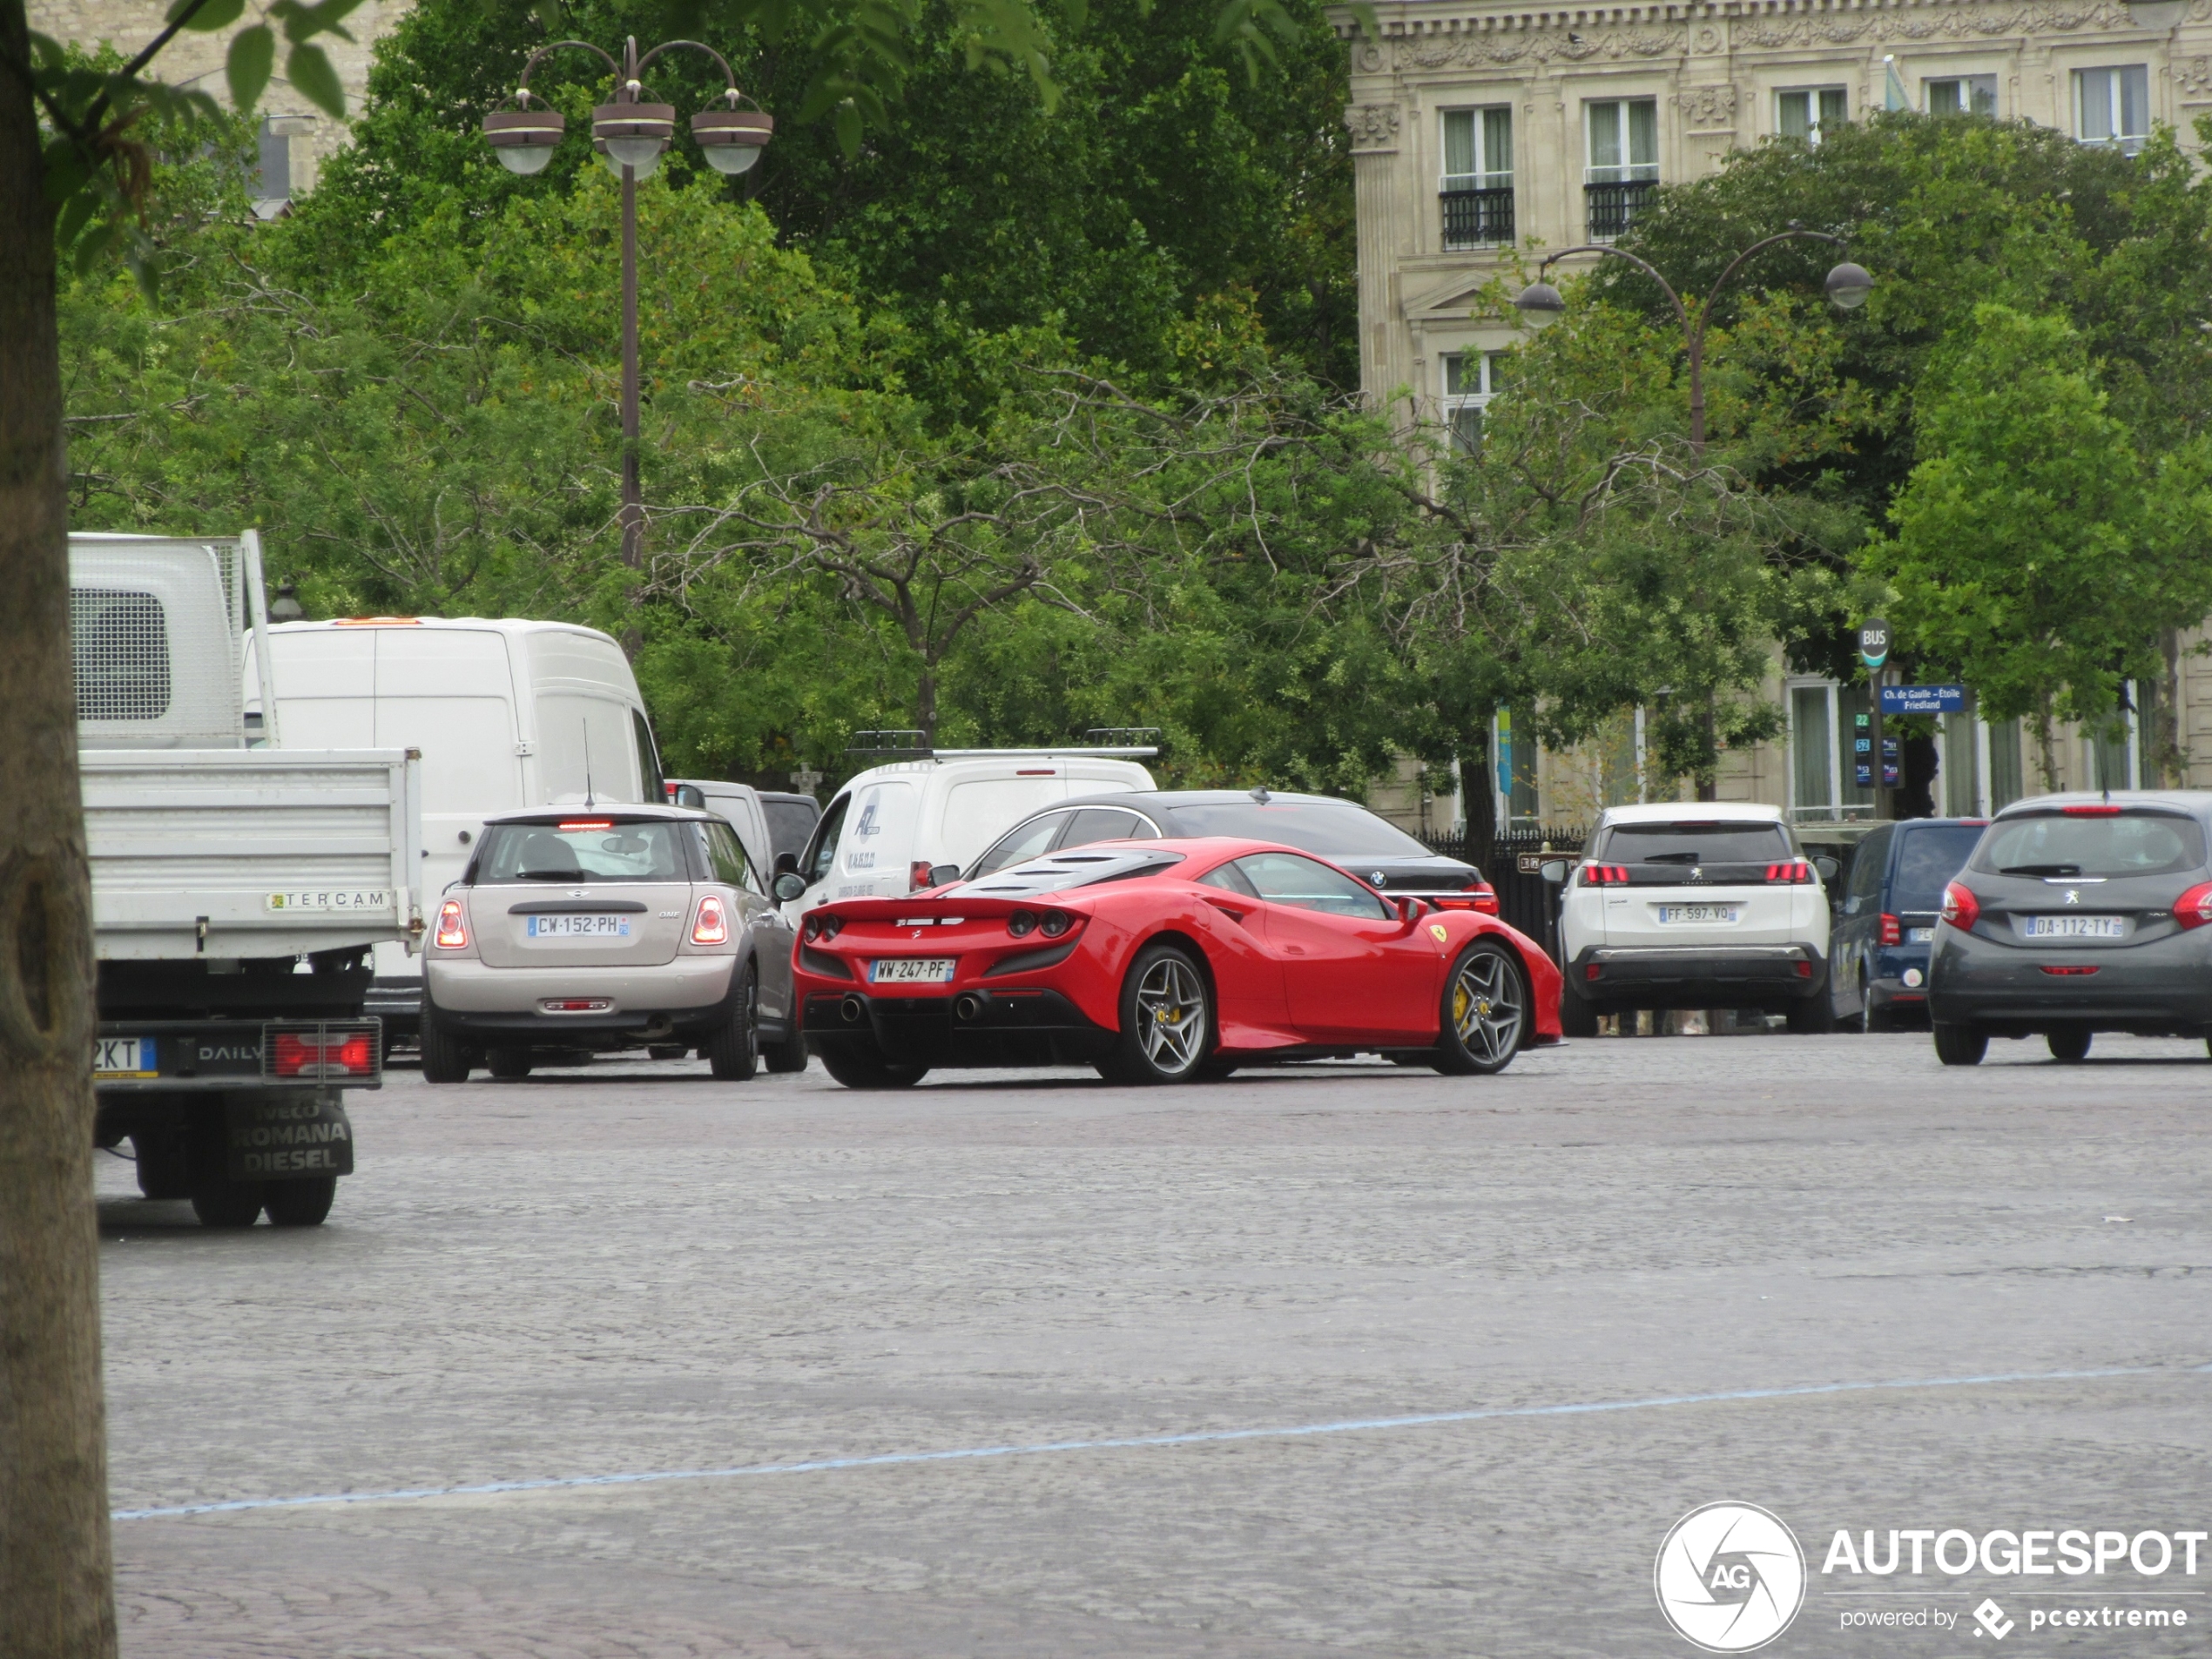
{"left": 482, "top": 37, "right": 772, "bottom": 569}
{"left": 1511, "top": 226, "right": 1872, "bottom": 454}
{"left": 1512, "top": 229, "right": 1873, "bottom": 803}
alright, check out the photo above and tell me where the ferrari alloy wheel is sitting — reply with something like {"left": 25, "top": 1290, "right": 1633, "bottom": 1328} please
{"left": 1433, "top": 941, "right": 1527, "bottom": 1076}
{"left": 1099, "top": 944, "right": 1212, "bottom": 1085}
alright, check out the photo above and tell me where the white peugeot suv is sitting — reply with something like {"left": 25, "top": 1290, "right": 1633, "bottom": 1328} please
{"left": 1554, "top": 803, "right": 1838, "bottom": 1036}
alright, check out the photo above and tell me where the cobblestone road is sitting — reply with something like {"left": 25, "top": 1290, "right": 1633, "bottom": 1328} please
{"left": 95, "top": 1032, "right": 2212, "bottom": 1656}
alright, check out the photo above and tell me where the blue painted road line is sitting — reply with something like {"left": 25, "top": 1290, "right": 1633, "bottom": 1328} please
{"left": 112, "top": 1361, "right": 2206, "bottom": 1523}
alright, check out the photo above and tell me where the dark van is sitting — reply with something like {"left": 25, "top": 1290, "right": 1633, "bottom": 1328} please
{"left": 1830, "top": 817, "right": 1988, "bottom": 1030}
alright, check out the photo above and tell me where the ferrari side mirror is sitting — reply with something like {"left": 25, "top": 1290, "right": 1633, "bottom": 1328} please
{"left": 929, "top": 863, "right": 961, "bottom": 887}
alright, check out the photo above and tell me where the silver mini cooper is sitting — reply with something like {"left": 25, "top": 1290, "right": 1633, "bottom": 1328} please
{"left": 421, "top": 805, "right": 801, "bottom": 1081}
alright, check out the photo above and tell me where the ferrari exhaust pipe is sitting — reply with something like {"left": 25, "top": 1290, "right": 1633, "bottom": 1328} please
{"left": 953, "top": 993, "right": 982, "bottom": 1023}
{"left": 840, "top": 995, "right": 866, "bottom": 1024}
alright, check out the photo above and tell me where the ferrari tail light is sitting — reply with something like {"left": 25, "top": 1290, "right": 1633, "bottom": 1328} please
{"left": 1764, "top": 860, "right": 1814, "bottom": 885}
{"left": 1878, "top": 913, "right": 1902, "bottom": 947}
{"left": 1940, "top": 882, "right": 1980, "bottom": 932}
{"left": 434, "top": 898, "right": 469, "bottom": 949}
{"left": 2175, "top": 882, "right": 2212, "bottom": 930}
{"left": 1008, "top": 910, "right": 1038, "bottom": 937}
{"left": 691, "top": 894, "right": 730, "bottom": 945}
{"left": 1038, "top": 911, "right": 1074, "bottom": 939}
{"left": 802, "top": 911, "right": 844, "bottom": 942}
{"left": 1582, "top": 863, "right": 1630, "bottom": 887}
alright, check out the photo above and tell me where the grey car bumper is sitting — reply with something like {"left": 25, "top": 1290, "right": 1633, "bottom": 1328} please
{"left": 1928, "top": 928, "right": 2212, "bottom": 1034}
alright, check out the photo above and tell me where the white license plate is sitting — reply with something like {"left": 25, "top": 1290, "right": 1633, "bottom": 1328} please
{"left": 872, "top": 957, "right": 955, "bottom": 983}
{"left": 265, "top": 889, "right": 392, "bottom": 914}
{"left": 1908, "top": 927, "right": 1934, "bottom": 944}
{"left": 526, "top": 914, "right": 632, "bottom": 938}
{"left": 93, "top": 1036, "right": 156, "bottom": 1079}
{"left": 2023, "top": 914, "right": 2128, "bottom": 940}
{"left": 1659, "top": 904, "right": 1740, "bottom": 925}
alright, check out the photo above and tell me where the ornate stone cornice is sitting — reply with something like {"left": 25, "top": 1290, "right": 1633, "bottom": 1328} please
{"left": 1339, "top": 0, "right": 2182, "bottom": 69}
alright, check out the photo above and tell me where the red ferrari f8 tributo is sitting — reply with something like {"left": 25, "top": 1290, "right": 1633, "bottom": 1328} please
{"left": 792, "top": 839, "right": 1561, "bottom": 1088}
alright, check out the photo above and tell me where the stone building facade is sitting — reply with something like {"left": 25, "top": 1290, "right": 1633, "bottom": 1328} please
{"left": 1335, "top": 0, "right": 2212, "bottom": 833}
{"left": 31, "top": 0, "right": 413, "bottom": 210}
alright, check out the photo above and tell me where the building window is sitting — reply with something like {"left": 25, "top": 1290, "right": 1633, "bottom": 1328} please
{"left": 1440, "top": 106, "right": 1514, "bottom": 249}
{"left": 2074, "top": 66, "right": 2149, "bottom": 153}
{"left": 1788, "top": 681, "right": 1876, "bottom": 821}
{"left": 254, "top": 117, "right": 292, "bottom": 210}
{"left": 1926, "top": 75, "right": 1998, "bottom": 117}
{"left": 1584, "top": 98, "right": 1658, "bottom": 240}
{"left": 1777, "top": 87, "right": 1848, "bottom": 144}
{"left": 1441, "top": 352, "right": 1501, "bottom": 453}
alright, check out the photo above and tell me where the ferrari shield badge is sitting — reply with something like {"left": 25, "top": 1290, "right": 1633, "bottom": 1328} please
{"left": 1427, "top": 922, "right": 1449, "bottom": 943}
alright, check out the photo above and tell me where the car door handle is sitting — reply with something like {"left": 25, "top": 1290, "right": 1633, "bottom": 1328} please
{"left": 1283, "top": 943, "right": 1306, "bottom": 956}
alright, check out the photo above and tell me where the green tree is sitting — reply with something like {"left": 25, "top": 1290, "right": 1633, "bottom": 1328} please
{"left": 1864, "top": 304, "right": 2212, "bottom": 788}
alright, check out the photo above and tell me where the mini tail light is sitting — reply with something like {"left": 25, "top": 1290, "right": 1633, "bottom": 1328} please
{"left": 1038, "top": 911, "right": 1074, "bottom": 939}
{"left": 1764, "top": 860, "right": 1814, "bottom": 885}
{"left": 691, "top": 894, "right": 730, "bottom": 945}
{"left": 435, "top": 899, "right": 469, "bottom": 949}
{"left": 802, "top": 911, "right": 844, "bottom": 942}
{"left": 1582, "top": 863, "right": 1630, "bottom": 886}
{"left": 1878, "top": 913, "right": 1902, "bottom": 947}
{"left": 271, "top": 1031, "right": 375, "bottom": 1077}
{"left": 1940, "top": 882, "right": 1980, "bottom": 932}
{"left": 1008, "top": 910, "right": 1038, "bottom": 937}
{"left": 2175, "top": 882, "right": 2212, "bottom": 930}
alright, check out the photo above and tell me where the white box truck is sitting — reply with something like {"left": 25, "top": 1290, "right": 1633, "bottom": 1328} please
{"left": 75, "top": 534, "right": 421, "bottom": 1228}
{"left": 245, "top": 617, "right": 664, "bottom": 1047}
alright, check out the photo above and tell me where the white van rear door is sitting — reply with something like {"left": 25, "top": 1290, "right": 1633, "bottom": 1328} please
{"left": 839, "top": 779, "right": 916, "bottom": 897}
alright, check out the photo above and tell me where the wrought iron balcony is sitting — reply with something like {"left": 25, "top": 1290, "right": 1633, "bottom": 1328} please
{"left": 1440, "top": 186, "right": 1515, "bottom": 249}
{"left": 1584, "top": 179, "right": 1658, "bottom": 241}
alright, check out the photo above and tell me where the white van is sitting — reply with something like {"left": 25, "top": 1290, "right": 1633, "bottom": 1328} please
{"left": 666, "top": 778, "right": 774, "bottom": 878}
{"left": 786, "top": 746, "right": 1157, "bottom": 921}
{"left": 246, "top": 617, "right": 664, "bottom": 1039}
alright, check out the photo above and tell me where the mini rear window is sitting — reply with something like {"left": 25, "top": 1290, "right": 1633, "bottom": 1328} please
{"left": 1972, "top": 813, "right": 2207, "bottom": 880}
{"left": 1599, "top": 821, "right": 1791, "bottom": 866}
{"left": 477, "top": 820, "right": 691, "bottom": 883}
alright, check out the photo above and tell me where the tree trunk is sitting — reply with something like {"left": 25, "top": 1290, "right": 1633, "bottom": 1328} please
{"left": 2033, "top": 694, "right": 2060, "bottom": 793}
{"left": 0, "top": 5, "right": 119, "bottom": 1653}
{"left": 914, "top": 662, "right": 937, "bottom": 748}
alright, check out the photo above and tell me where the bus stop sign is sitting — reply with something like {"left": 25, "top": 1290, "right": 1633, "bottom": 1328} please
{"left": 1858, "top": 619, "right": 1892, "bottom": 670}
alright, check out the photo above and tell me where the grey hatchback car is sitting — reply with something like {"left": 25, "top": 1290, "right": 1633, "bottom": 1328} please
{"left": 1926, "top": 792, "right": 2212, "bottom": 1065}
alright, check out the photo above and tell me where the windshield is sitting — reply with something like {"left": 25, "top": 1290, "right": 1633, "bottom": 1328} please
{"left": 476, "top": 820, "right": 691, "bottom": 883}
{"left": 1599, "top": 821, "right": 1791, "bottom": 865}
{"left": 1891, "top": 825, "right": 1986, "bottom": 912}
{"left": 1168, "top": 800, "right": 1431, "bottom": 857}
{"left": 1972, "top": 813, "right": 2207, "bottom": 880}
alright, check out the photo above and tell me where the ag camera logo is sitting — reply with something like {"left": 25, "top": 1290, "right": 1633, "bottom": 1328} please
{"left": 1655, "top": 1502, "right": 1806, "bottom": 1652}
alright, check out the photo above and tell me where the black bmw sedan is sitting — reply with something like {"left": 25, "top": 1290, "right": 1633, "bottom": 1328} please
{"left": 1926, "top": 792, "right": 2212, "bottom": 1065}
{"left": 961, "top": 789, "right": 1499, "bottom": 912}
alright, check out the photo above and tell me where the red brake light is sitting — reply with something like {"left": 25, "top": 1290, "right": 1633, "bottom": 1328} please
{"left": 1940, "top": 882, "right": 1980, "bottom": 932}
{"left": 691, "top": 894, "right": 730, "bottom": 945}
{"left": 2040, "top": 965, "right": 2101, "bottom": 975}
{"left": 2175, "top": 882, "right": 2212, "bottom": 930}
{"left": 1582, "top": 863, "right": 1630, "bottom": 886}
{"left": 271, "top": 1030, "right": 375, "bottom": 1077}
{"left": 559, "top": 819, "right": 613, "bottom": 831}
{"left": 435, "top": 898, "right": 469, "bottom": 949}
{"left": 910, "top": 860, "right": 937, "bottom": 892}
{"left": 1467, "top": 883, "right": 1500, "bottom": 915}
{"left": 1878, "top": 913, "right": 1902, "bottom": 947}
{"left": 2062, "top": 805, "right": 2122, "bottom": 816}
{"left": 1764, "top": 860, "right": 1814, "bottom": 885}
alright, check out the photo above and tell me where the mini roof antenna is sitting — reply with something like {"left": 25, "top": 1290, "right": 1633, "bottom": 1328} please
{"left": 1250, "top": 784, "right": 1271, "bottom": 804}
{"left": 583, "top": 719, "right": 595, "bottom": 811}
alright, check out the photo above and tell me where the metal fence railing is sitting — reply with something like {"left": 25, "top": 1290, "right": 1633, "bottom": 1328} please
{"left": 1440, "top": 186, "right": 1515, "bottom": 249}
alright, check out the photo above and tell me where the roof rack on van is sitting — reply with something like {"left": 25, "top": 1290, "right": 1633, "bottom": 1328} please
{"left": 844, "top": 728, "right": 1162, "bottom": 760}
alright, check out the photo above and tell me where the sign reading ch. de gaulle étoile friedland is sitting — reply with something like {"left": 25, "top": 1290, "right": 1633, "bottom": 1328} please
{"left": 1878, "top": 685, "right": 1966, "bottom": 717}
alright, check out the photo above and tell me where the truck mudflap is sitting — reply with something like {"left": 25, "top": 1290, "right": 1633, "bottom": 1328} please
{"left": 92, "top": 1018, "right": 383, "bottom": 1090}
{"left": 225, "top": 1092, "right": 354, "bottom": 1181}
